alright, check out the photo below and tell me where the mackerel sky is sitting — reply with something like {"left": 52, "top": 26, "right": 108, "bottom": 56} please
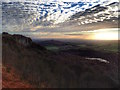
{"left": 2, "top": 0, "right": 119, "bottom": 3}
{"left": 2, "top": 0, "right": 119, "bottom": 39}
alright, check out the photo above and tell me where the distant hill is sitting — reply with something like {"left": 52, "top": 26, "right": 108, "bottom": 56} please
{"left": 34, "top": 40, "right": 69, "bottom": 46}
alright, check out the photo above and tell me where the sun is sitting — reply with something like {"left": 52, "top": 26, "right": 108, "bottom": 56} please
{"left": 94, "top": 32, "right": 118, "bottom": 40}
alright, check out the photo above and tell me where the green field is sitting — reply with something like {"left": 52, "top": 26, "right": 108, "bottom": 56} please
{"left": 46, "top": 46, "right": 59, "bottom": 51}
{"left": 89, "top": 43, "right": 118, "bottom": 53}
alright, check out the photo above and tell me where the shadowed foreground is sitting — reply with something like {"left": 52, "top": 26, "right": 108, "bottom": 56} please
{"left": 2, "top": 33, "right": 119, "bottom": 88}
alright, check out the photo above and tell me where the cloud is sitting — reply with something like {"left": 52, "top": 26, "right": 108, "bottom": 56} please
{"left": 2, "top": 0, "right": 119, "bottom": 39}
{"left": 2, "top": 0, "right": 118, "bottom": 3}
{"left": 64, "top": 34, "right": 83, "bottom": 36}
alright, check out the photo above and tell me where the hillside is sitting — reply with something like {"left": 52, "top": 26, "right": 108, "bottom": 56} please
{"left": 2, "top": 33, "right": 119, "bottom": 88}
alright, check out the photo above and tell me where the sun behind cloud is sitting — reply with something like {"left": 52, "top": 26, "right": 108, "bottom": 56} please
{"left": 93, "top": 28, "right": 118, "bottom": 40}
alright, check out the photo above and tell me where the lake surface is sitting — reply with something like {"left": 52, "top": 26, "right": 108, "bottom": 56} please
{"left": 86, "top": 57, "right": 109, "bottom": 63}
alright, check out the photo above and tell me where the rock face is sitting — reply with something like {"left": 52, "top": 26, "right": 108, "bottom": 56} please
{"left": 2, "top": 32, "right": 46, "bottom": 51}
{"left": 2, "top": 32, "right": 32, "bottom": 47}
{"left": 13, "top": 34, "right": 32, "bottom": 47}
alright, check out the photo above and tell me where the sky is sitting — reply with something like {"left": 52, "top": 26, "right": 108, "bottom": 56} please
{"left": 2, "top": 0, "right": 119, "bottom": 40}
{"left": 2, "top": 0, "right": 119, "bottom": 2}
{"left": 11, "top": 28, "right": 119, "bottom": 40}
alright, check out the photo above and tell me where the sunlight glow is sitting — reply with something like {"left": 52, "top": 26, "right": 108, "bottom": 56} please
{"left": 94, "top": 32, "right": 118, "bottom": 40}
